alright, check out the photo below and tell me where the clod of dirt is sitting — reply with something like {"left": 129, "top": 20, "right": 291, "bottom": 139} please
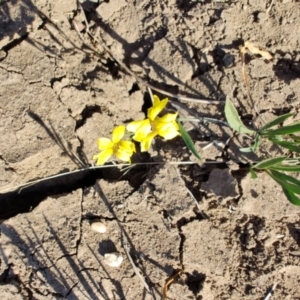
{"left": 144, "top": 33, "right": 196, "bottom": 85}
{"left": 201, "top": 168, "right": 238, "bottom": 199}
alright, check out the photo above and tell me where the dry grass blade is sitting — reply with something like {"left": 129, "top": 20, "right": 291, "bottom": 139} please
{"left": 240, "top": 43, "right": 260, "bottom": 120}
{"left": 121, "top": 232, "right": 152, "bottom": 295}
{"left": 244, "top": 41, "right": 273, "bottom": 60}
{"left": 72, "top": 19, "right": 85, "bottom": 41}
{"left": 0, "top": 161, "right": 197, "bottom": 194}
{"left": 174, "top": 167, "right": 206, "bottom": 218}
{"left": 162, "top": 268, "right": 184, "bottom": 300}
{"left": 240, "top": 44, "right": 252, "bottom": 101}
{"left": 72, "top": 9, "right": 222, "bottom": 105}
{"left": 266, "top": 0, "right": 275, "bottom": 15}
{"left": 263, "top": 283, "right": 277, "bottom": 300}
{"left": 148, "top": 87, "right": 154, "bottom": 104}
{"left": 55, "top": 129, "right": 87, "bottom": 168}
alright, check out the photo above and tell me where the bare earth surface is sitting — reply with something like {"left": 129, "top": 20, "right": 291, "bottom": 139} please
{"left": 1, "top": 0, "right": 300, "bottom": 299}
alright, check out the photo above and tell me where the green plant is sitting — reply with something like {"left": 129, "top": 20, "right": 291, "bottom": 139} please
{"left": 225, "top": 97, "right": 300, "bottom": 205}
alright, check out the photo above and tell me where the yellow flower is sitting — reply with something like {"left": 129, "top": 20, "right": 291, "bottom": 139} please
{"left": 127, "top": 95, "right": 180, "bottom": 151}
{"left": 93, "top": 125, "right": 136, "bottom": 165}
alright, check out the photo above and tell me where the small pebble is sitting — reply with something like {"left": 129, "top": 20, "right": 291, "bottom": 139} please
{"left": 90, "top": 221, "right": 106, "bottom": 233}
{"left": 104, "top": 252, "right": 123, "bottom": 267}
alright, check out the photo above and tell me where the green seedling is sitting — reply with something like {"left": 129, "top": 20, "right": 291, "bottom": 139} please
{"left": 225, "top": 98, "right": 300, "bottom": 205}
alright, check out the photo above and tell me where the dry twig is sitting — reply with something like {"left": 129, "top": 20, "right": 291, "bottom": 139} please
{"left": 76, "top": 3, "right": 222, "bottom": 105}
{"left": 263, "top": 283, "right": 277, "bottom": 300}
{"left": 121, "top": 232, "right": 152, "bottom": 295}
{"left": 162, "top": 268, "right": 184, "bottom": 300}
{"left": 174, "top": 166, "right": 206, "bottom": 218}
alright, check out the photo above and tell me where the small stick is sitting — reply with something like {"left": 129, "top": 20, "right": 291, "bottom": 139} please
{"left": 121, "top": 232, "right": 152, "bottom": 294}
{"left": 162, "top": 268, "right": 184, "bottom": 300}
{"left": 55, "top": 129, "right": 87, "bottom": 168}
{"left": 147, "top": 87, "right": 154, "bottom": 104}
{"left": 266, "top": 0, "right": 275, "bottom": 15}
{"left": 78, "top": 1, "right": 90, "bottom": 32}
{"left": 0, "top": 161, "right": 197, "bottom": 194}
{"left": 264, "top": 283, "right": 277, "bottom": 300}
{"left": 174, "top": 166, "right": 206, "bottom": 218}
{"left": 80, "top": 12, "right": 222, "bottom": 105}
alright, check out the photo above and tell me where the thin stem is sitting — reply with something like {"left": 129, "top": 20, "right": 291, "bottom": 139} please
{"left": 178, "top": 117, "right": 229, "bottom": 127}
{"left": 0, "top": 161, "right": 197, "bottom": 194}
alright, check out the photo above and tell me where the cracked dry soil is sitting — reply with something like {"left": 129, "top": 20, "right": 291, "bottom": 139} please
{"left": 1, "top": 0, "right": 300, "bottom": 299}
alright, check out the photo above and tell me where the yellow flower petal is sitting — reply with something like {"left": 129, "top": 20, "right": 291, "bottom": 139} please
{"left": 158, "top": 112, "right": 178, "bottom": 123}
{"left": 119, "top": 141, "right": 136, "bottom": 152}
{"left": 148, "top": 97, "right": 168, "bottom": 121}
{"left": 140, "top": 132, "right": 157, "bottom": 152}
{"left": 112, "top": 125, "right": 125, "bottom": 143}
{"left": 93, "top": 149, "right": 113, "bottom": 165}
{"left": 153, "top": 95, "right": 161, "bottom": 106}
{"left": 96, "top": 138, "right": 113, "bottom": 150}
{"left": 115, "top": 148, "right": 132, "bottom": 162}
{"left": 127, "top": 119, "right": 148, "bottom": 133}
{"left": 131, "top": 120, "right": 151, "bottom": 142}
{"left": 157, "top": 125, "right": 180, "bottom": 140}
{"left": 155, "top": 121, "right": 179, "bottom": 133}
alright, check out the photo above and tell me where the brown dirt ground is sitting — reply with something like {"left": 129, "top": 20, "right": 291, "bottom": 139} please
{"left": 1, "top": 0, "right": 300, "bottom": 299}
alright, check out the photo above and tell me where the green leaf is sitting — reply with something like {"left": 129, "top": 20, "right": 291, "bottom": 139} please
{"left": 269, "top": 164, "right": 300, "bottom": 172}
{"left": 239, "top": 135, "right": 261, "bottom": 153}
{"left": 253, "top": 156, "right": 287, "bottom": 170}
{"left": 268, "top": 170, "right": 300, "bottom": 195}
{"left": 252, "top": 134, "right": 261, "bottom": 152}
{"left": 240, "top": 147, "right": 254, "bottom": 152}
{"left": 270, "top": 135, "right": 284, "bottom": 142}
{"left": 260, "top": 112, "right": 294, "bottom": 132}
{"left": 261, "top": 123, "right": 300, "bottom": 136}
{"left": 270, "top": 169, "right": 300, "bottom": 187}
{"left": 290, "top": 134, "right": 300, "bottom": 143}
{"left": 178, "top": 121, "right": 202, "bottom": 161}
{"left": 224, "top": 98, "right": 255, "bottom": 134}
{"left": 250, "top": 168, "right": 258, "bottom": 178}
{"left": 266, "top": 170, "right": 300, "bottom": 205}
{"left": 269, "top": 139, "right": 300, "bottom": 153}
{"left": 282, "top": 188, "right": 300, "bottom": 206}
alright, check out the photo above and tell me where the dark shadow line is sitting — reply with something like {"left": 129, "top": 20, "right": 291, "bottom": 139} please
{"left": 94, "top": 12, "right": 222, "bottom": 100}
{"left": 0, "top": 0, "right": 36, "bottom": 42}
{"left": 0, "top": 223, "right": 75, "bottom": 298}
{"left": 94, "top": 181, "right": 163, "bottom": 299}
{"left": 87, "top": 243, "right": 126, "bottom": 299}
{"left": 23, "top": 216, "right": 73, "bottom": 288}
{"left": 27, "top": 110, "right": 85, "bottom": 168}
{"left": 43, "top": 215, "right": 100, "bottom": 299}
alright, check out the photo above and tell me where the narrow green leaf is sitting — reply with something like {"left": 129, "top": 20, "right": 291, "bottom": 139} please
{"left": 224, "top": 98, "right": 255, "bottom": 134}
{"left": 268, "top": 170, "right": 300, "bottom": 195}
{"left": 270, "top": 135, "right": 284, "bottom": 142}
{"left": 261, "top": 123, "right": 300, "bottom": 136}
{"left": 260, "top": 112, "right": 294, "bottom": 132}
{"left": 269, "top": 164, "right": 300, "bottom": 172}
{"left": 269, "top": 169, "right": 300, "bottom": 205}
{"left": 178, "top": 121, "right": 202, "bottom": 161}
{"left": 282, "top": 188, "right": 300, "bottom": 206}
{"left": 240, "top": 147, "right": 253, "bottom": 152}
{"left": 253, "top": 156, "right": 287, "bottom": 170}
{"left": 252, "top": 134, "right": 261, "bottom": 152}
{"left": 290, "top": 134, "right": 300, "bottom": 143}
{"left": 269, "top": 139, "right": 300, "bottom": 153}
{"left": 270, "top": 169, "right": 300, "bottom": 187}
{"left": 250, "top": 168, "right": 258, "bottom": 179}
